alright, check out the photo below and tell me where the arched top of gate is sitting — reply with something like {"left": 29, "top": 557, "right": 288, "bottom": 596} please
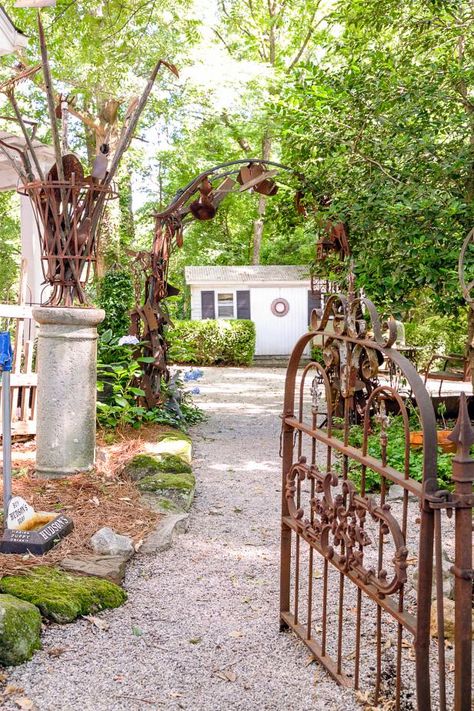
{"left": 283, "top": 290, "right": 438, "bottom": 492}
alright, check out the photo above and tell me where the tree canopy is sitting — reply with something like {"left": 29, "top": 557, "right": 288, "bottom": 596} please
{"left": 0, "top": 0, "right": 472, "bottom": 333}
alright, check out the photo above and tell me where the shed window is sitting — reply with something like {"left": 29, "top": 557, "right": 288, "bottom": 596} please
{"left": 217, "top": 292, "right": 234, "bottom": 318}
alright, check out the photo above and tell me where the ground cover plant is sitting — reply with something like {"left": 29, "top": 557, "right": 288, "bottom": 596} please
{"left": 346, "top": 415, "right": 454, "bottom": 492}
{"left": 96, "top": 329, "right": 204, "bottom": 430}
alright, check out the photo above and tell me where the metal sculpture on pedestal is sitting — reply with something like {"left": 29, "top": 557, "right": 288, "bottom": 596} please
{"left": 0, "top": 9, "right": 177, "bottom": 308}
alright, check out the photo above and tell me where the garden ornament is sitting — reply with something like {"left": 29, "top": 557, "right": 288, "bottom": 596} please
{"left": 2, "top": 5, "right": 179, "bottom": 306}
{"left": 127, "top": 158, "right": 300, "bottom": 408}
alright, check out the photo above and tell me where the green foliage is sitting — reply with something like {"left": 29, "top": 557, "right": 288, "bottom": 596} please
{"left": 137, "top": 470, "right": 195, "bottom": 493}
{"left": 97, "top": 270, "right": 134, "bottom": 337}
{"left": 0, "top": 192, "right": 20, "bottom": 303}
{"left": 0, "top": 594, "right": 42, "bottom": 666}
{"left": 0, "top": 567, "right": 126, "bottom": 624}
{"left": 404, "top": 308, "right": 467, "bottom": 367}
{"left": 274, "top": 1, "right": 474, "bottom": 319}
{"left": 346, "top": 416, "right": 454, "bottom": 492}
{"left": 167, "top": 319, "right": 256, "bottom": 366}
{"left": 129, "top": 453, "right": 192, "bottom": 475}
{"left": 96, "top": 331, "right": 204, "bottom": 430}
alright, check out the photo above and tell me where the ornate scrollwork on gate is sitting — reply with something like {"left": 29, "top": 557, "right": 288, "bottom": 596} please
{"left": 286, "top": 457, "right": 408, "bottom": 597}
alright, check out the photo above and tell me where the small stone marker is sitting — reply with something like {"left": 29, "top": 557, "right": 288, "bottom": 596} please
{"left": 6, "top": 496, "right": 35, "bottom": 530}
{"left": 0, "top": 514, "right": 74, "bottom": 555}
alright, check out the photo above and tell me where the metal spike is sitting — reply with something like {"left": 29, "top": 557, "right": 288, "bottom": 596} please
{"left": 448, "top": 392, "right": 474, "bottom": 458}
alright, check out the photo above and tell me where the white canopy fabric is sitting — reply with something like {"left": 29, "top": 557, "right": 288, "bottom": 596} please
{"left": 0, "top": 132, "right": 57, "bottom": 305}
{"left": 0, "top": 130, "right": 56, "bottom": 190}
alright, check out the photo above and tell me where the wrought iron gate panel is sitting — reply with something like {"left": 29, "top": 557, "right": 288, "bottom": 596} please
{"left": 280, "top": 292, "right": 473, "bottom": 711}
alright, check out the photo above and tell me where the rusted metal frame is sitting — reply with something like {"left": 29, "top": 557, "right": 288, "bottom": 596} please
{"left": 297, "top": 362, "right": 334, "bottom": 643}
{"left": 281, "top": 321, "right": 438, "bottom": 707}
{"left": 285, "top": 418, "right": 423, "bottom": 497}
{"left": 280, "top": 611, "right": 352, "bottom": 687}
{"left": 281, "top": 514, "right": 417, "bottom": 635}
{"left": 155, "top": 159, "right": 296, "bottom": 218}
{"left": 362, "top": 384, "right": 411, "bottom": 710}
{"left": 448, "top": 393, "right": 474, "bottom": 711}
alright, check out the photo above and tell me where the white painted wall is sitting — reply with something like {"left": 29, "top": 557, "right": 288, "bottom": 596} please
{"left": 189, "top": 281, "right": 311, "bottom": 356}
{"left": 250, "top": 286, "right": 309, "bottom": 356}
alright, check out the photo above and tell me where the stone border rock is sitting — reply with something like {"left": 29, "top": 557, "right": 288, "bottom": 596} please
{"left": 123, "top": 429, "right": 196, "bottom": 554}
{"left": 0, "top": 427, "right": 195, "bottom": 668}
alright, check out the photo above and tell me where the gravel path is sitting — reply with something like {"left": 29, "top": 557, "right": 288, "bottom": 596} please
{"left": 4, "top": 367, "right": 362, "bottom": 711}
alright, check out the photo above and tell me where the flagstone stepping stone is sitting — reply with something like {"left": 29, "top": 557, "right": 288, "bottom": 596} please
{"left": 0, "top": 567, "right": 126, "bottom": 624}
{"left": 0, "top": 594, "right": 42, "bottom": 666}
{"left": 125, "top": 453, "right": 192, "bottom": 482}
{"left": 140, "top": 513, "right": 189, "bottom": 555}
{"left": 59, "top": 554, "right": 127, "bottom": 585}
{"left": 140, "top": 493, "right": 183, "bottom": 514}
{"left": 144, "top": 434, "right": 192, "bottom": 465}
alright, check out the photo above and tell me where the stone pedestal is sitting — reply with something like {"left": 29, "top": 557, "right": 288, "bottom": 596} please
{"left": 32, "top": 307, "right": 105, "bottom": 479}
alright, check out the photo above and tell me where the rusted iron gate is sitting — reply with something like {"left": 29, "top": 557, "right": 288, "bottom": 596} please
{"left": 280, "top": 290, "right": 473, "bottom": 710}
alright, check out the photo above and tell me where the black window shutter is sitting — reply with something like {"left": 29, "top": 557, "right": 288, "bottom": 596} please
{"left": 308, "top": 290, "right": 322, "bottom": 324}
{"left": 201, "top": 290, "right": 215, "bottom": 319}
{"left": 236, "top": 290, "right": 251, "bottom": 319}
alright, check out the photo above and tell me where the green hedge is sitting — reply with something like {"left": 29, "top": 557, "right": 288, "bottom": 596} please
{"left": 167, "top": 319, "right": 255, "bottom": 366}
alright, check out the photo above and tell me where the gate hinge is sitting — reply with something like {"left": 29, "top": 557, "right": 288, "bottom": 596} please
{"left": 425, "top": 490, "right": 474, "bottom": 512}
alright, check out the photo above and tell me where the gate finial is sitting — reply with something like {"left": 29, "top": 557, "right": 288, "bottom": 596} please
{"left": 448, "top": 393, "right": 474, "bottom": 480}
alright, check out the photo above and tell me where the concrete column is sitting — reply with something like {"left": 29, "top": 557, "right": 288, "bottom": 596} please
{"left": 32, "top": 307, "right": 105, "bottom": 479}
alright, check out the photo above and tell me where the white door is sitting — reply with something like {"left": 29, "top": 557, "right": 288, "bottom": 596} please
{"left": 251, "top": 287, "right": 309, "bottom": 356}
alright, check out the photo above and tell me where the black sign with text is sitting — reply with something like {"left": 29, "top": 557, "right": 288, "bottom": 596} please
{"left": 0, "top": 515, "right": 74, "bottom": 554}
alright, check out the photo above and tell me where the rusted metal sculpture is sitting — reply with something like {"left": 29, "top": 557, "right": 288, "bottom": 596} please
{"left": 128, "top": 159, "right": 296, "bottom": 407}
{"left": 280, "top": 287, "right": 473, "bottom": 710}
{"left": 18, "top": 174, "right": 115, "bottom": 306}
{"left": 0, "top": 11, "right": 177, "bottom": 307}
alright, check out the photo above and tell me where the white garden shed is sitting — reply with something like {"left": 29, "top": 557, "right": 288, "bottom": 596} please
{"left": 185, "top": 265, "right": 330, "bottom": 357}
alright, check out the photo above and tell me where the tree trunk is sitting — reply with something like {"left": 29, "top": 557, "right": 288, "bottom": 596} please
{"left": 252, "top": 132, "right": 272, "bottom": 264}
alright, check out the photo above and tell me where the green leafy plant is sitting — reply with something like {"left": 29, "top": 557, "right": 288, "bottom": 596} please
{"left": 345, "top": 416, "right": 454, "bottom": 492}
{"left": 97, "top": 269, "right": 135, "bottom": 338}
{"left": 96, "top": 331, "right": 204, "bottom": 430}
{"left": 167, "top": 319, "right": 256, "bottom": 366}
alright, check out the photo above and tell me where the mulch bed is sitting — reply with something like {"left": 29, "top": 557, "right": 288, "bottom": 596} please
{"left": 0, "top": 424, "right": 178, "bottom": 577}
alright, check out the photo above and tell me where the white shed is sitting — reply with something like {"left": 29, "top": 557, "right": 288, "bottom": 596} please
{"left": 185, "top": 265, "right": 328, "bottom": 357}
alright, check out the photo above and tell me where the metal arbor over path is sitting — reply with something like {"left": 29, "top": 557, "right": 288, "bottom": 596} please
{"left": 128, "top": 159, "right": 305, "bottom": 407}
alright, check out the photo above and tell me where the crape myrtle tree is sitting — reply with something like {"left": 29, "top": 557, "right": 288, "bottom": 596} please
{"left": 274, "top": 0, "right": 474, "bottom": 378}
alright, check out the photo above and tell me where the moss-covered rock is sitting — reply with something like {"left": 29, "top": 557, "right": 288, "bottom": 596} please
{"left": 125, "top": 453, "right": 192, "bottom": 482}
{"left": 0, "top": 567, "right": 127, "bottom": 624}
{"left": 137, "top": 471, "right": 196, "bottom": 511}
{"left": 0, "top": 594, "right": 42, "bottom": 666}
{"left": 154, "top": 436, "right": 192, "bottom": 465}
{"left": 157, "top": 430, "right": 192, "bottom": 444}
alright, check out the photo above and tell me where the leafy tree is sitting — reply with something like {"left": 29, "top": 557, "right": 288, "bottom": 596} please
{"left": 0, "top": 1, "right": 198, "bottom": 275}
{"left": 274, "top": 0, "right": 474, "bottom": 372}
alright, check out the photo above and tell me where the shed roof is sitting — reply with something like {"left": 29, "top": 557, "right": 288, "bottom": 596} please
{"left": 185, "top": 265, "right": 310, "bottom": 284}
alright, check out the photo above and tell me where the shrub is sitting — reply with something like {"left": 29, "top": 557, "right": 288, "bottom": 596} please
{"left": 167, "top": 319, "right": 256, "bottom": 366}
{"left": 404, "top": 309, "right": 467, "bottom": 369}
{"left": 97, "top": 269, "right": 134, "bottom": 338}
